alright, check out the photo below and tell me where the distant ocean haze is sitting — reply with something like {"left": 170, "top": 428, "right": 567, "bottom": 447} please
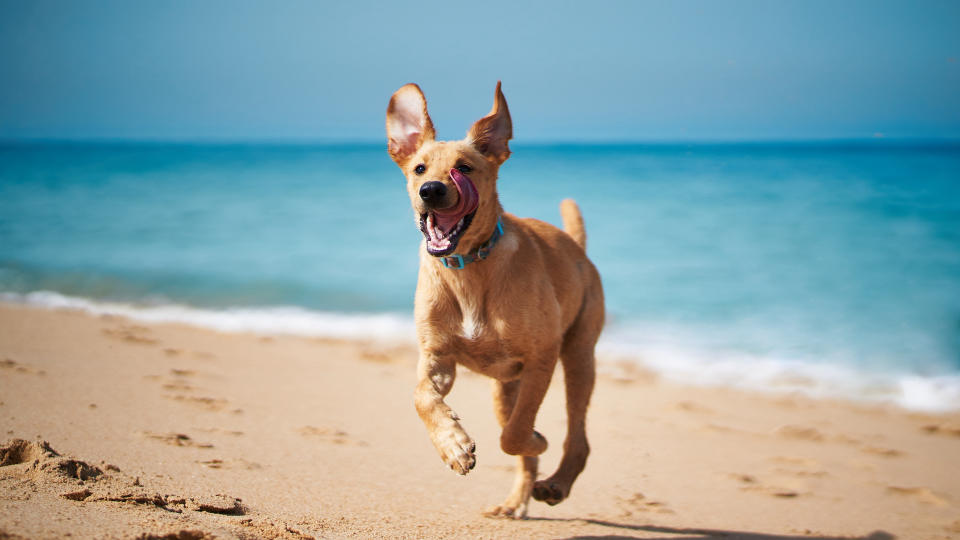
{"left": 1, "top": 141, "right": 959, "bottom": 410}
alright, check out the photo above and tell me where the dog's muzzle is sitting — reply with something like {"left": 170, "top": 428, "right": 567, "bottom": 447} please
{"left": 418, "top": 169, "right": 479, "bottom": 256}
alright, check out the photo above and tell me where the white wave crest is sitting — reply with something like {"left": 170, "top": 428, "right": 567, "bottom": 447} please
{"left": 598, "top": 325, "right": 960, "bottom": 412}
{"left": 0, "top": 290, "right": 415, "bottom": 342}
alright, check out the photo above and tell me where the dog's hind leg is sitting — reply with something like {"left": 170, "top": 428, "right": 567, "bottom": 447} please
{"left": 484, "top": 379, "right": 538, "bottom": 519}
{"left": 532, "top": 300, "right": 601, "bottom": 505}
{"left": 498, "top": 351, "right": 558, "bottom": 458}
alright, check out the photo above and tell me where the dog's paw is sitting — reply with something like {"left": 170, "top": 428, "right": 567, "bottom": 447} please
{"left": 483, "top": 501, "right": 528, "bottom": 520}
{"left": 431, "top": 423, "right": 476, "bottom": 475}
{"left": 532, "top": 480, "right": 568, "bottom": 506}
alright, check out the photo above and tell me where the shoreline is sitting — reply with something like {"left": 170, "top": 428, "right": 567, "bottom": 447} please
{"left": 1, "top": 302, "right": 959, "bottom": 539}
{"left": 3, "top": 291, "right": 959, "bottom": 414}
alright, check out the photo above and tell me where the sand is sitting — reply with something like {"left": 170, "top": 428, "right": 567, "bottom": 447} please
{"left": 1, "top": 303, "right": 959, "bottom": 539}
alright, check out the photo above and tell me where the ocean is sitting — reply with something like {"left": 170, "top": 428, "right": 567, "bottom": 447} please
{"left": 2, "top": 141, "right": 959, "bottom": 410}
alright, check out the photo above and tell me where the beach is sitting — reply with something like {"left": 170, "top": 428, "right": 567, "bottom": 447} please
{"left": 3, "top": 1, "right": 959, "bottom": 537}
{"left": 2, "top": 302, "right": 958, "bottom": 539}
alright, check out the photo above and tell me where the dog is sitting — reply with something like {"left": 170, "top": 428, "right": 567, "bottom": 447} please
{"left": 385, "top": 81, "right": 605, "bottom": 518}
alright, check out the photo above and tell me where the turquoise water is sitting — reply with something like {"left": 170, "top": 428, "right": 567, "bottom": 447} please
{"left": 2, "top": 142, "right": 959, "bottom": 408}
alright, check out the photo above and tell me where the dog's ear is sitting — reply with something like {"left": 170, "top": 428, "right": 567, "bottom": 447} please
{"left": 467, "top": 81, "right": 512, "bottom": 164}
{"left": 386, "top": 84, "right": 435, "bottom": 165}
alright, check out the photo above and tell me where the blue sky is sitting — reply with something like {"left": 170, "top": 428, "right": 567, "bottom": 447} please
{"left": 1, "top": 0, "right": 958, "bottom": 141}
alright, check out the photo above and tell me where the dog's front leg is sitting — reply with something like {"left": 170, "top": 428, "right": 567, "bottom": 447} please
{"left": 414, "top": 354, "right": 477, "bottom": 475}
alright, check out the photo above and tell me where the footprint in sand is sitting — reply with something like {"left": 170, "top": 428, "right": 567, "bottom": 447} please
{"left": 766, "top": 456, "right": 829, "bottom": 479}
{"left": 886, "top": 486, "right": 949, "bottom": 507}
{"left": 731, "top": 472, "right": 808, "bottom": 498}
{"left": 148, "top": 370, "right": 229, "bottom": 412}
{"left": 824, "top": 430, "right": 904, "bottom": 457}
{"left": 0, "top": 358, "right": 47, "bottom": 376}
{"left": 102, "top": 324, "right": 158, "bottom": 345}
{"left": 728, "top": 473, "right": 759, "bottom": 484}
{"left": 703, "top": 422, "right": 752, "bottom": 435}
{"left": 615, "top": 491, "right": 674, "bottom": 517}
{"left": 142, "top": 432, "right": 214, "bottom": 449}
{"left": 297, "top": 426, "right": 367, "bottom": 446}
{"left": 772, "top": 424, "right": 825, "bottom": 442}
{"left": 774, "top": 425, "right": 902, "bottom": 459}
{"left": 196, "top": 458, "right": 261, "bottom": 470}
{"left": 162, "top": 381, "right": 194, "bottom": 392}
{"left": 675, "top": 400, "right": 713, "bottom": 414}
{"left": 860, "top": 445, "right": 904, "bottom": 458}
{"left": 922, "top": 422, "right": 960, "bottom": 438}
{"left": 740, "top": 484, "right": 805, "bottom": 498}
{"left": 158, "top": 369, "right": 199, "bottom": 392}
{"left": 166, "top": 395, "right": 229, "bottom": 411}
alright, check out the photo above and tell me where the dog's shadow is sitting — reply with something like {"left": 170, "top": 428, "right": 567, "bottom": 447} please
{"left": 525, "top": 517, "right": 896, "bottom": 540}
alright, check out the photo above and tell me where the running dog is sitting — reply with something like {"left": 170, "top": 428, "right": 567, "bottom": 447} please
{"left": 385, "top": 81, "right": 604, "bottom": 518}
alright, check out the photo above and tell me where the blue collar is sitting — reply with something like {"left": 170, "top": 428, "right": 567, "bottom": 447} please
{"left": 440, "top": 219, "right": 504, "bottom": 270}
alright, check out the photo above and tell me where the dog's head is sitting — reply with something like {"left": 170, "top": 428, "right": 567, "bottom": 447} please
{"left": 386, "top": 82, "right": 512, "bottom": 257}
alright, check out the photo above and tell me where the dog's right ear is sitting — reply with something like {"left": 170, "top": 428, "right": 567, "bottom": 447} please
{"left": 386, "top": 84, "right": 436, "bottom": 165}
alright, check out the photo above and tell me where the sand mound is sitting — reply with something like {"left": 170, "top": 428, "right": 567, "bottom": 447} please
{"left": 0, "top": 439, "right": 104, "bottom": 484}
{"left": 0, "top": 439, "right": 247, "bottom": 524}
{"left": 0, "top": 439, "right": 59, "bottom": 466}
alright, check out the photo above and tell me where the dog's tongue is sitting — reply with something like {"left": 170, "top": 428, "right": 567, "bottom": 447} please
{"left": 434, "top": 169, "right": 479, "bottom": 233}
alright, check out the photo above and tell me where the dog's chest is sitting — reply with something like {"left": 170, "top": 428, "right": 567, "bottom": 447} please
{"left": 451, "top": 288, "right": 509, "bottom": 343}
{"left": 449, "top": 295, "right": 523, "bottom": 379}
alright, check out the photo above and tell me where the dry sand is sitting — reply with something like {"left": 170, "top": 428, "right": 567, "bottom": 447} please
{"left": 1, "top": 303, "right": 959, "bottom": 539}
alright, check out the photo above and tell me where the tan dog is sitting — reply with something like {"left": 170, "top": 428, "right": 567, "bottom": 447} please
{"left": 385, "top": 81, "right": 604, "bottom": 518}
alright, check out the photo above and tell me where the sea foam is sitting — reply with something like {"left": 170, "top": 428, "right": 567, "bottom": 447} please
{"left": 4, "top": 290, "right": 959, "bottom": 413}
{"left": 0, "top": 291, "right": 414, "bottom": 342}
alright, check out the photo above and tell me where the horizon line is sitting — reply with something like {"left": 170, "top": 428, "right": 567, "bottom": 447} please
{"left": 2, "top": 136, "right": 960, "bottom": 148}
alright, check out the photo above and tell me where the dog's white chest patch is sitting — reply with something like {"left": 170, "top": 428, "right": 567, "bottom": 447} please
{"left": 459, "top": 301, "right": 483, "bottom": 340}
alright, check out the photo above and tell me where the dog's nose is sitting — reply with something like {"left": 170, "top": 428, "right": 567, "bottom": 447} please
{"left": 419, "top": 181, "right": 447, "bottom": 205}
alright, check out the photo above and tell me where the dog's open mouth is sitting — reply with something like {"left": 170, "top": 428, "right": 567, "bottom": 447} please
{"left": 420, "top": 211, "right": 476, "bottom": 256}
{"left": 419, "top": 169, "right": 479, "bottom": 257}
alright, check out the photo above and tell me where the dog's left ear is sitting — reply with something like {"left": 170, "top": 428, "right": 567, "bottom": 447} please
{"left": 467, "top": 81, "right": 512, "bottom": 164}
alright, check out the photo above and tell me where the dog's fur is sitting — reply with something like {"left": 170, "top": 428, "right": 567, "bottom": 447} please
{"left": 386, "top": 82, "right": 604, "bottom": 518}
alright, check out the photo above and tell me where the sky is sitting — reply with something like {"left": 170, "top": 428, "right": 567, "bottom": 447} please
{"left": 1, "top": 0, "right": 958, "bottom": 142}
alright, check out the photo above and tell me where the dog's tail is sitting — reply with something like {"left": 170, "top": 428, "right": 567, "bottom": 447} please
{"left": 560, "top": 198, "right": 587, "bottom": 250}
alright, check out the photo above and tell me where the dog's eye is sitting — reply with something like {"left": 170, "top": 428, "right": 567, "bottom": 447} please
{"left": 456, "top": 164, "right": 472, "bottom": 174}
{"left": 414, "top": 164, "right": 426, "bottom": 175}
